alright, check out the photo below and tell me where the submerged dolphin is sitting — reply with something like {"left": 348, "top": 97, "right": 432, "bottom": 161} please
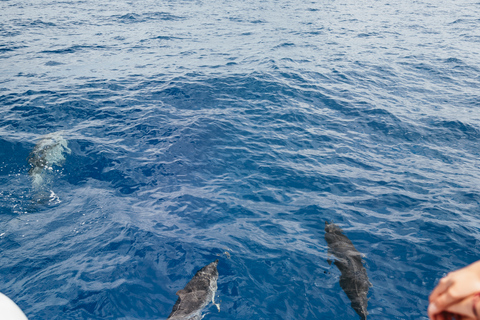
{"left": 167, "top": 260, "right": 220, "bottom": 320}
{"left": 28, "top": 132, "right": 71, "bottom": 187}
{"left": 325, "top": 222, "right": 371, "bottom": 320}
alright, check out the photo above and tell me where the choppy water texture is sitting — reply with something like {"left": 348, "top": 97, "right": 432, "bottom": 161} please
{"left": 1, "top": 0, "right": 480, "bottom": 319}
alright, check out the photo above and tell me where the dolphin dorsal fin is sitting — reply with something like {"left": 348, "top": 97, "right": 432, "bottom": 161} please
{"left": 176, "top": 289, "right": 186, "bottom": 297}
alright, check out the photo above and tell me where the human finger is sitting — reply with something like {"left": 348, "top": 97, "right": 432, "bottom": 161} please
{"left": 438, "top": 311, "right": 452, "bottom": 320}
{"left": 445, "top": 295, "right": 476, "bottom": 320}
{"left": 430, "top": 276, "right": 453, "bottom": 303}
{"left": 429, "top": 306, "right": 444, "bottom": 320}
{"left": 432, "top": 311, "right": 449, "bottom": 320}
{"left": 432, "top": 286, "right": 466, "bottom": 315}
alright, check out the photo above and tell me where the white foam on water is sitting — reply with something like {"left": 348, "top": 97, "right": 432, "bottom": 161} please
{"left": 48, "top": 190, "right": 61, "bottom": 205}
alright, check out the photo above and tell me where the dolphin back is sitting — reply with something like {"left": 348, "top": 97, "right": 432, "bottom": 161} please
{"left": 325, "top": 222, "right": 370, "bottom": 320}
{"left": 28, "top": 132, "right": 71, "bottom": 187}
{"left": 167, "top": 260, "right": 219, "bottom": 320}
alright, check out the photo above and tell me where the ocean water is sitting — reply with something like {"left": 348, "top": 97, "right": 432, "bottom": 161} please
{"left": 1, "top": 0, "right": 480, "bottom": 319}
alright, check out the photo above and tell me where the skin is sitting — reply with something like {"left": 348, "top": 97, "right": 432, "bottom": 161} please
{"left": 429, "top": 261, "right": 480, "bottom": 320}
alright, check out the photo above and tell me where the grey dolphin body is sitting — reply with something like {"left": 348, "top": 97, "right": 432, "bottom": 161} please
{"left": 27, "top": 132, "right": 70, "bottom": 186}
{"left": 27, "top": 133, "right": 71, "bottom": 205}
{"left": 325, "top": 222, "right": 370, "bottom": 320}
{"left": 167, "top": 260, "right": 219, "bottom": 320}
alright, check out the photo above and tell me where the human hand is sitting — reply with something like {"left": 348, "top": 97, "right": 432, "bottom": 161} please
{"left": 430, "top": 312, "right": 471, "bottom": 320}
{"left": 445, "top": 294, "right": 477, "bottom": 320}
{"left": 429, "top": 261, "right": 480, "bottom": 319}
{"left": 431, "top": 293, "right": 480, "bottom": 320}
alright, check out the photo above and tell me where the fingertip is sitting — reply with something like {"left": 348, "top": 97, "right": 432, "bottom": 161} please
{"left": 428, "top": 303, "right": 439, "bottom": 316}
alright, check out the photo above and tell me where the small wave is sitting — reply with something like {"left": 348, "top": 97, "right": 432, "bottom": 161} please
{"left": 117, "top": 13, "right": 142, "bottom": 21}
{"left": 40, "top": 45, "right": 107, "bottom": 54}
{"left": 0, "top": 46, "right": 16, "bottom": 53}
{"left": 444, "top": 57, "right": 464, "bottom": 64}
{"left": 30, "top": 19, "right": 56, "bottom": 27}
{"left": 151, "top": 35, "right": 182, "bottom": 41}
{"left": 146, "top": 12, "right": 185, "bottom": 21}
{"left": 275, "top": 42, "right": 296, "bottom": 48}
{"left": 45, "top": 61, "right": 64, "bottom": 66}
{"left": 428, "top": 119, "right": 480, "bottom": 141}
{"left": 115, "top": 12, "right": 185, "bottom": 23}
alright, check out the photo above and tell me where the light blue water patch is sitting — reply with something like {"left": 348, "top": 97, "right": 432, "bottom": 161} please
{"left": 1, "top": 0, "right": 480, "bottom": 319}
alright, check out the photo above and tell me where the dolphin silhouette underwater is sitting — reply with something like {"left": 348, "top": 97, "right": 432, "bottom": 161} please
{"left": 27, "top": 132, "right": 70, "bottom": 188}
{"left": 325, "top": 222, "right": 371, "bottom": 320}
{"left": 27, "top": 132, "right": 71, "bottom": 204}
{"left": 167, "top": 260, "right": 220, "bottom": 320}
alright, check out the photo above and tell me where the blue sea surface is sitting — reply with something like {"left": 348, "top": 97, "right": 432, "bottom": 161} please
{"left": 1, "top": 0, "right": 480, "bottom": 319}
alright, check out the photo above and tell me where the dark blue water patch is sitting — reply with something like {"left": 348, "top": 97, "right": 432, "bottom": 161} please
{"left": 76, "top": 79, "right": 129, "bottom": 92}
{"left": 0, "top": 44, "right": 20, "bottom": 53}
{"left": 1, "top": 91, "right": 120, "bottom": 131}
{"left": 363, "top": 115, "right": 424, "bottom": 143}
{"left": 1, "top": 89, "right": 59, "bottom": 103}
{"left": 149, "top": 83, "right": 217, "bottom": 110}
{"left": 114, "top": 11, "right": 185, "bottom": 23}
{"left": 461, "top": 34, "right": 480, "bottom": 42}
{"left": 456, "top": 190, "right": 480, "bottom": 207}
{"left": 30, "top": 19, "right": 56, "bottom": 27}
{"left": 437, "top": 57, "right": 480, "bottom": 77}
{"left": 116, "top": 13, "right": 142, "bottom": 21}
{"left": 228, "top": 16, "right": 244, "bottom": 23}
{"left": 450, "top": 19, "right": 465, "bottom": 24}
{"left": 274, "top": 42, "right": 296, "bottom": 48}
{"left": 448, "top": 18, "right": 480, "bottom": 26}
{"left": 144, "top": 73, "right": 286, "bottom": 108}
{"left": 0, "top": 73, "right": 444, "bottom": 199}
{"left": 8, "top": 104, "right": 63, "bottom": 127}
{"left": 15, "top": 72, "right": 37, "bottom": 78}
{"left": 428, "top": 119, "right": 480, "bottom": 141}
{"left": 357, "top": 32, "right": 382, "bottom": 38}
{"left": 349, "top": 193, "right": 427, "bottom": 214}
{"left": 162, "top": 194, "right": 242, "bottom": 229}
{"left": 2, "top": 222, "right": 217, "bottom": 319}
{"left": 250, "top": 166, "right": 362, "bottom": 197}
{"left": 1, "top": 72, "right": 473, "bottom": 196}
{"left": 45, "top": 61, "right": 65, "bottom": 66}
{"left": 444, "top": 57, "right": 465, "bottom": 65}
{"left": 40, "top": 45, "right": 108, "bottom": 54}
{"left": 0, "top": 139, "right": 30, "bottom": 175}
{"left": 401, "top": 118, "right": 480, "bottom": 157}
{"left": 145, "top": 11, "right": 185, "bottom": 21}
{"left": 416, "top": 220, "right": 480, "bottom": 268}
{"left": 151, "top": 35, "right": 182, "bottom": 41}
{"left": 0, "top": 29, "right": 21, "bottom": 37}
{"left": 62, "top": 140, "right": 142, "bottom": 195}
{"left": 400, "top": 60, "right": 456, "bottom": 82}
